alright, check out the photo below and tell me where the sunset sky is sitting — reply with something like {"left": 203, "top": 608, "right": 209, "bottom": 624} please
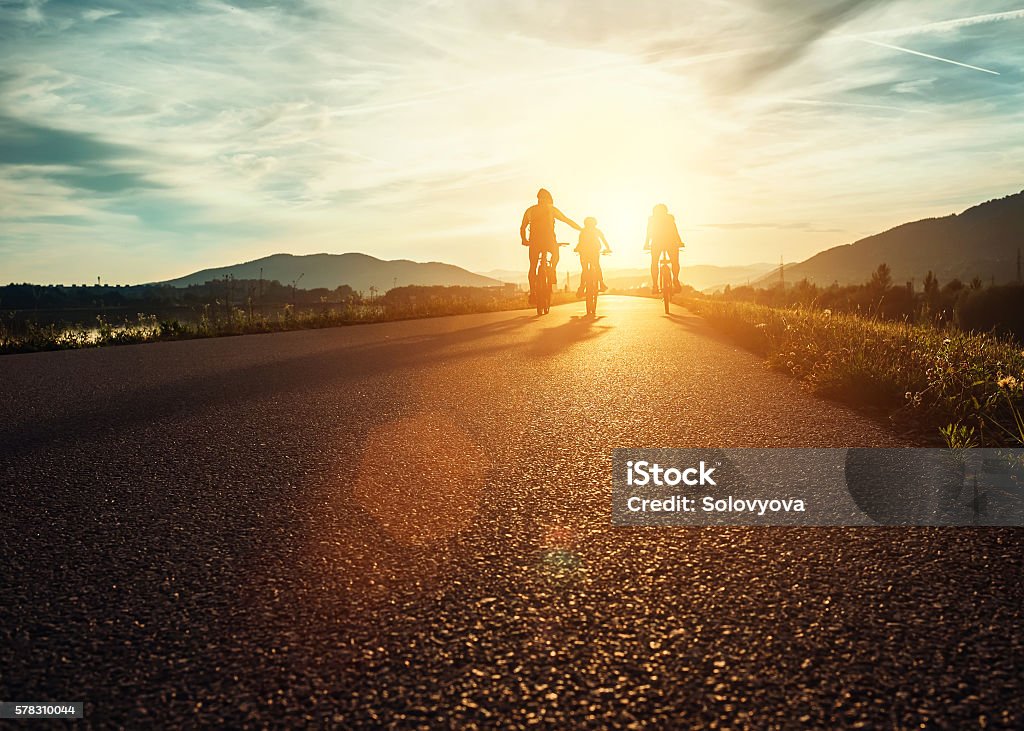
{"left": 1, "top": 1, "right": 1022, "bottom": 284}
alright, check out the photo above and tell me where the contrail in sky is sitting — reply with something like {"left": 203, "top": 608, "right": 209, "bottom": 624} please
{"left": 860, "top": 38, "right": 1000, "bottom": 75}
{"left": 866, "top": 9, "right": 1024, "bottom": 37}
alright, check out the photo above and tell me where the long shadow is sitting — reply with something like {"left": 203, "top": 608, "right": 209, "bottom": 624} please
{"left": 0, "top": 313, "right": 537, "bottom": 455}
{"left": 662, "top": 309, "right": 765, "bottom": 349}
{"left": 663, "top": 310, "right": 927, "bottom": 444}
{"left": 528, "top": 313, "right": 613, "bottom": 358}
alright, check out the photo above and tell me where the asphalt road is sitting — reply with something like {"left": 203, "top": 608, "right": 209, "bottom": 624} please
{"left": 2, "top": 296, "right": 1021, "bottom": 728}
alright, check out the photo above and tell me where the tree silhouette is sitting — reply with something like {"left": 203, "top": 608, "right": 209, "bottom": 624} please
{"left": 869, "top": 263, "right": 892, "bottom": 291}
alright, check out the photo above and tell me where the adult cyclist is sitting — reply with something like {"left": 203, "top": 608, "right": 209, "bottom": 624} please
{"left": 644, "top": 203, "right": 683, "bottom": 294}
{"left": 520, "top": 188, "right": 582, "bottom": 303}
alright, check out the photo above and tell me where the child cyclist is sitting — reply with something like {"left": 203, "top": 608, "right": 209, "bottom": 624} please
{"left": 575, "top": 216, "right": 612, "bottom": 297}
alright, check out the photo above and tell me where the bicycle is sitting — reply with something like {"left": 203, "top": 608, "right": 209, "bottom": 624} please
{"left": 532, "top": 244, "right": 567, "bottom": 316}
{"left": 657, "top": 249, "right": 673, "bottom": 314}
{"left": 579, "top": 250, "right": 610, "bottom": 316}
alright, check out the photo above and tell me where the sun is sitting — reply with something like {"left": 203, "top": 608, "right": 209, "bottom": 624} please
{"left": 562, "top": 185, "right": 680, "bottom": 272}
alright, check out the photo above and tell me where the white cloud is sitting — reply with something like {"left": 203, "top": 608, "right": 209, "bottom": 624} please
{"left": 82, "top": 8, "right": 120, "bottom": 22}
{"left": 24, "top": 0, "right": 47, "bottom": 24}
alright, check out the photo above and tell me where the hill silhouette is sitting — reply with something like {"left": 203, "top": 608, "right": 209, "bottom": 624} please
{"left": 160, "top": 253, "right": 503, "bottom": 292}
{"left": 755, "top": 190, "right": 1024, "bottom": 287}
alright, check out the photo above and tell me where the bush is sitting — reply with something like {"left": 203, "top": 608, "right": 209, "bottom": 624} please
{"left": 957, "top": 284, "right": 1024, "bottom": 341}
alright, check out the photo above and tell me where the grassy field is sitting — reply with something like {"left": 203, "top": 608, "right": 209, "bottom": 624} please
{"left": 686, "top": 298, "right": 1024, "bottom": 447}
{"left": 0, "top": 294, "right": 575, "bottom": 356}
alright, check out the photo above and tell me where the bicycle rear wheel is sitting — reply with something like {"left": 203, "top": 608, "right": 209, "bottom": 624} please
{"left": 661, "top": 264, "right": 671, "bottom": 313}
{"left": 537, "top": 264, "right": 551, "bottom": 315}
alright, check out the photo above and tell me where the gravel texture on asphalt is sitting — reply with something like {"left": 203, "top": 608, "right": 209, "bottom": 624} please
{"left": 2, "top": 296, "right": 1021, "bottom": 728}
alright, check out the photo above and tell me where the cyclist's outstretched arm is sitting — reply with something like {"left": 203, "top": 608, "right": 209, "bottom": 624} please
{"left": 598, "top": 229, "right": 612, "bottom": 253}
{"left": 553, "top": 207, "right": 582, "bottom": 231}
{"left": 519, "top": 210, "right": 530, "bottom": 245}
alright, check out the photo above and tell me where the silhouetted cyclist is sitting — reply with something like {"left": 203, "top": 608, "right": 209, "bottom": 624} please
{"left": 575, "top": 216, "right": 611, "bottom": 297}
{"left": 644, "top": 203, "right": 683, "bottom": 294}
{"left": 520, "top": 188, "right": 581, "bottom": 303}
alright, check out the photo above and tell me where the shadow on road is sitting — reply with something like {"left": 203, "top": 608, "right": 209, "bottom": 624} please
{"left": 0, "top": 313, "right": 537, "bottom": 455}
{"left": 528, "top": 314, "right": 613, "bottom": 358}
{"left": 662, "top": 309, "right": 756, "bottom": 349}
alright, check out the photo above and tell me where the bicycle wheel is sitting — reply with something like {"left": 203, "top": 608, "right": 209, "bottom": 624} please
{"left": 534, "top": 263, "right": 544, "bottom": 315}
{"left": 582, "top": 269, "right": 594, "bottom": 315}
{"left": 661, "top": 264, "right": 671, "bottom": 314}
{"left": 539, "top": 263, "right": 551, "bottom": 315}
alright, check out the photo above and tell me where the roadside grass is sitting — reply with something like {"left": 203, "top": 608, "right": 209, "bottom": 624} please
{"left": 685, "top": 298, "right": 1024, "bottom": 446}
{"left": 0, "top": 293, "right": 577, "bottom": 356}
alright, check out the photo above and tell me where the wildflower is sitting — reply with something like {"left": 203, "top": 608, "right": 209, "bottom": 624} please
{"left": 997, "top": 375, "right": 1020, "bottom": 390}
{"left": 823, "top": 309, "right": 832, "bottom": 317}
{"left": 755, "top": 323, "right": 767, "bottom": 329}
{"left": 942, "top": 338, "right": 951, "bottom": 345}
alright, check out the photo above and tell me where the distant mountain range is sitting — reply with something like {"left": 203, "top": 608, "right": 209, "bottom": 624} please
{"left": 159, "top": 253, "right": 503, "bottom": 292}
{"left": 157, "top": 190, "right": 1024, "bottom": 295}
{"left": 755, "top": 190, "right": 1024, "bottom": 288}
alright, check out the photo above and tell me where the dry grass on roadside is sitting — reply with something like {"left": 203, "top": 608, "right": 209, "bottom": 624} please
{"left": 687, "top": 298, "right": 1024, "bottom": 446}
{"left": 0, "top": 293, "right": 577, "bottom": 356}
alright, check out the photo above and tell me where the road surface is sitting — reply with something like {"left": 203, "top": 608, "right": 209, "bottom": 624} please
{"left": 2, "top": 296, "right": 1021, "bottom": 727}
